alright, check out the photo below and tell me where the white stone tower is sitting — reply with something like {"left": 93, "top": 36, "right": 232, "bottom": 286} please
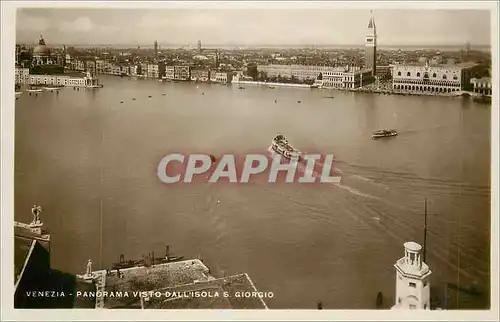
{"left": 392, "top": 242, "right": 432, "bottom": 310}
{"left": 365, "top": 10, "right": 377, "bottom": 76}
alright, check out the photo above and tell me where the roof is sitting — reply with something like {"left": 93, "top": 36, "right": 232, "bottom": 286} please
{"left": 30, "top": 71, "right": 88, "bottom": 78}
{"left": 143, "top": 273, "right": 267, "bottom": 309}
{"left": 404, "top": 241, "right": 422, "bottom": 252}
{"left": 77, "top": 259, "right": 267, "bottom": 309}
{"left": 99, "top": 260, "right": 211, "bottom": 308}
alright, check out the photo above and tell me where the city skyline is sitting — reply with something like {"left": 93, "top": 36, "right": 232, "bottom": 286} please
{"left": 16, "top": 8, "right": 492, "bottom": 47}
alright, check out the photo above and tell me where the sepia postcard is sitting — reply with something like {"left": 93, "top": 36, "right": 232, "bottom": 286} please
{"left": 1, "top": 1, "right": 498, "bottom": 321}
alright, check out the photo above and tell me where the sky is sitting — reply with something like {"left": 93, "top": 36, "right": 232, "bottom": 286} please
{"left": 16, "top": 7, "right": 492, "bottom": 47}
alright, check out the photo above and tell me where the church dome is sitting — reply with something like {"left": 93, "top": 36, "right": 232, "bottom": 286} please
{"left": 33, "top": 35, "right": 49, "bottom": 56}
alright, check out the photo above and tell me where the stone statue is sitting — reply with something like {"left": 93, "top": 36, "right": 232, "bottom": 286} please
{"left": 86, "top": 259, "right": 93, "bottom": 276}
{"left": 31, "top": 205, "right": 42, "bottom": 224}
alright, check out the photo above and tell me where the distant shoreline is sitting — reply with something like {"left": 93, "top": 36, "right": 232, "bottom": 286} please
{"left": 15, "top": 43, "right": 492, "bottom": 51}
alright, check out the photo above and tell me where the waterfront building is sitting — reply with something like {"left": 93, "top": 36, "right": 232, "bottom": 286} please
{"left": 75, "top": 60, "right": 85, "bottom": 72}
{"left": 197, "top": 40, "right": 202, "bottom": 53}
{"left": 154, "top": 40, "right": 158, "bottom": 60}
{"left": 321, "top": 66, "right": 374, "bottom": 89}
{"left": 392, "top": 242, "right": 431, "bottom": 310}
{"left": 130, "top": 65, "right": 139, "bottom": 76}
{"left": 140, "top": 63, "right": 148, "bottom": 76}
{"left": 470, "top": 77, "right": 492, "bottom": 96}
{"left": 173, "top": 65, "right": 190, "bottom": 81}
{"left": 110, "top": 64, "right": 121, "bottom": 76}
{"left": 257, "top": 64, "right": 334, "bottom": 82}
{"left": 190, "top": 69, "right": 210, "bottom": 82}
{"left": 365, "top": 11, "right": 377, "bottom": 76}
{"left": 85, "top": 61, "right": 96, "bottom": 75}
{"left": 165, "top": 66, "right": 175, "bottom": 80}
{"left": 210, "top": 71, "right": 232, "bottom": 84}
{"left": 15, "top": 68, "right": 30, "bottom": 84}
{"left": 95, "top": 60, "right": 105, "bottom": 74}
{"left": 392, "top": 62, "right": 477, "bottom": 93}
{"left": 232, "top": 72, "right": 254, "bottom": 82}
{"left": 147, "top": 64, "right": 159, "bottom": 78}
{"left": 121, "top": 65, "right": 130, "bottom": 76}
{"left": 28, "top": 71, "right": 101, "bottom": 88}
{"left": 257, "top": 64, "right": 374, "bottom": 89}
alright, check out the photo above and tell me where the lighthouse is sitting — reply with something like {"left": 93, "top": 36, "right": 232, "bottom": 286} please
{"left": 392, "top": 242, "right": 432, "bottom": 310}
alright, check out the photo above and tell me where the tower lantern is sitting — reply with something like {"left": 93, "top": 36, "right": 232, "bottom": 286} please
{"left": 392, "top": 242, "right": 432, "bottom": 310}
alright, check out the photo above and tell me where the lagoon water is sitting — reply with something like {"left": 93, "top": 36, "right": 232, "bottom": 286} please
{"left": 14, "top": 76, "right": 491, "bottom": 309}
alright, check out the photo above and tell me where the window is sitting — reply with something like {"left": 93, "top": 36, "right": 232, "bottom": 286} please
{"left": 417, "top": 72, "right": 421, "bottom": 77}
{"left": 433, "top": 73, "right": 437, "bottom": 78}
{"left": 409, "top": 304, "right": 417, "bottom": 309}
{"left": 407, "top": 72, "right": 411, "bottom": 76}
{"left": 453, "top": 75, "right": 458, "bottom": 80}
{"left": 443, "top": 75, "right": 447, "bottom": 80}
{"left": 397, "top": 72, "right": 401, "bottom": 76}
{"left": 409, "top": 282, "right": 416, "bottom": 288}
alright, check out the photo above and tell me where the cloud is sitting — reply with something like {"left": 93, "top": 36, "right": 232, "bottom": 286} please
{"left": 16, "top": 13, "right": 50, "bottom": 32}
{"left": 60, "top": 17, "right": 94, "bottom": 33}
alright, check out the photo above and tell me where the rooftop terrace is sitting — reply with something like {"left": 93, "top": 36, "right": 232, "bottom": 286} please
{"left": 75, "top": 259, "right": 268, "bottom": 309}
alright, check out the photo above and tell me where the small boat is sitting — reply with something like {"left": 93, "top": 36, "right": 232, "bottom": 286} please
{"left": 323, "top": 96, "right": 335, "bottom": 99}
{"left": 238, "top": 86, "right": 245, "bottom": 89}
{"left": 162, "top": 93, "right": 166, "bottom": 96}
{"left": 27, "top": 89, "right": 42, "bottom": 93}
{"left": 120, "top": 101, "right": 124, "bottom": 104}
{"left": 132, "top": 98, "right": 136, "bottom": 100}
{"left": 372, "top": 129, "right": 398, "bottom": 139}
{"left": 148, "top": 95, "right": 152, "bottom": 98}
{"left": 270, "top": 134, "right": 303, "bottom": 161}
{"left": 268, "top": 86, "right": 275, "bottom": 89}
{"left": 297, "top": 100, "right": 301, "bottom": 103}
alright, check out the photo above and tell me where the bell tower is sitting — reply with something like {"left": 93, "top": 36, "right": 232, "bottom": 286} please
{"left": 392, "top": 242, "right": 432, "bottom": 310}
{"left": 365, "top": 10, "right": 377, "bottom": 76}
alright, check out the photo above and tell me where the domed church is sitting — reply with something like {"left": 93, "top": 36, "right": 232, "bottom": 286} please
{"left": 33, "top": 34, "right": 54, "bottom": 65}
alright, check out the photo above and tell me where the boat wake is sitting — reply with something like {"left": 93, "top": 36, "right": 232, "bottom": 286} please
{"left": 335, "top": 184, "right": 381, "bottom": 200}
{"left": 350, "top": 174, "right": 389, "bottom": 189}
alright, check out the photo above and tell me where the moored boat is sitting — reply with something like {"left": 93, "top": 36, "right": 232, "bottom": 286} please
{"left": 372, "top": 129, "right": 398, "bottom": 139}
